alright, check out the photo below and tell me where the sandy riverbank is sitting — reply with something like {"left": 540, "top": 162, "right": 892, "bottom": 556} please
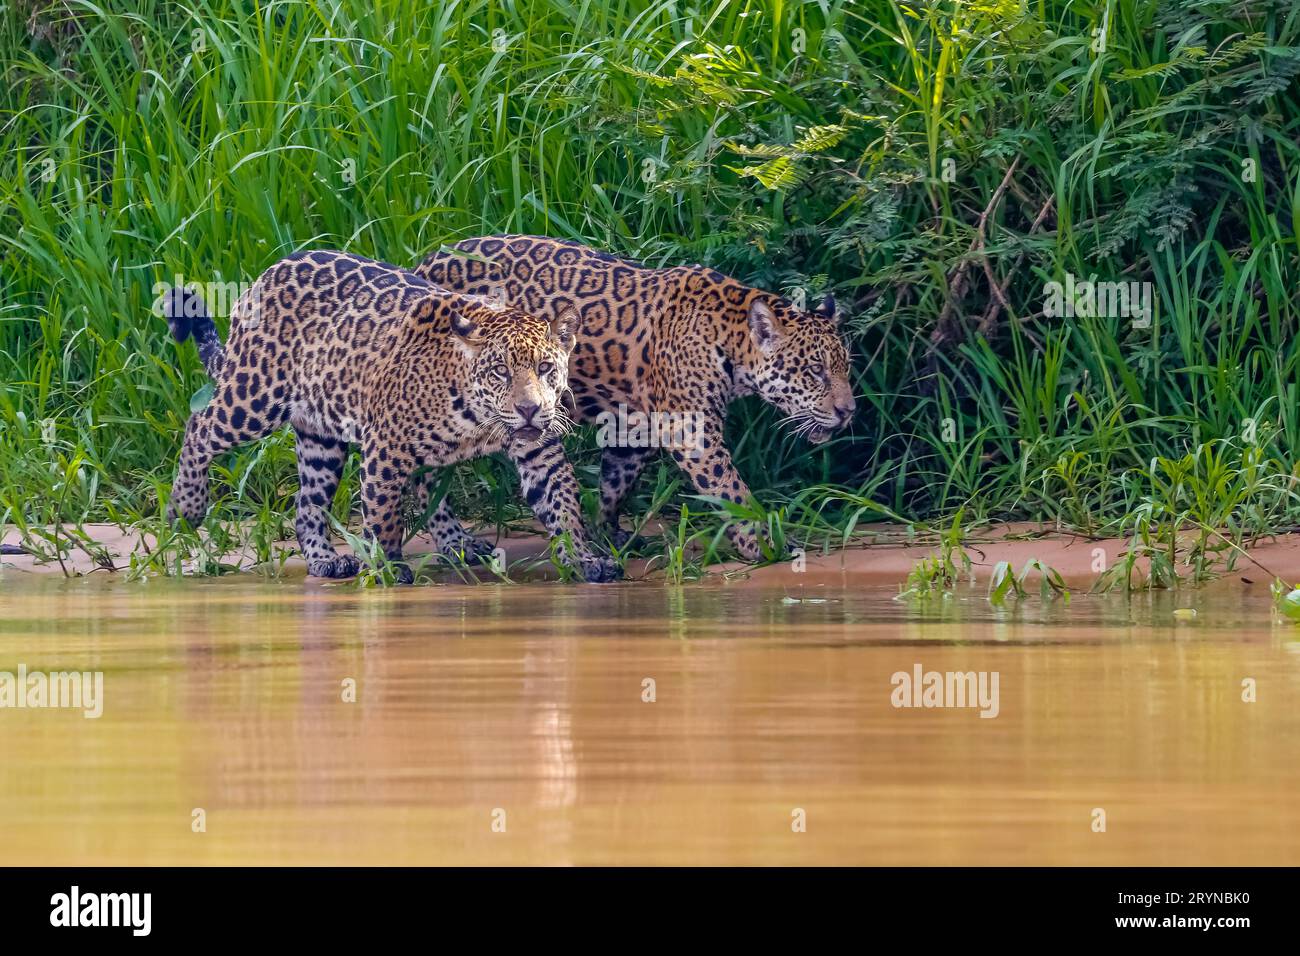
{"left": 6, "top": 521, "right": 1300, "bottom": 588}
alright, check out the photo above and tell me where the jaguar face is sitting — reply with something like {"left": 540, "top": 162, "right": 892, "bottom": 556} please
{"left": 453, "top": 300, "right": 578, "bottom": 443}
{"left": 745, "top": 294, "right": 855, "bottom": 444}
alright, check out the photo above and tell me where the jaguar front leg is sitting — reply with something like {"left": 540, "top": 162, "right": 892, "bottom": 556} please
{"left": 507, "top": 435, "right": 621, "bottom": 582}
{"left": 669, "top": 421, "right": 779, "bottom": 562}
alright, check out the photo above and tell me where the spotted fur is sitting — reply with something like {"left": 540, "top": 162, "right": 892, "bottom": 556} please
{"left": 166, "top": 251, "right": 619, "bottom": 583}
{"left": 414, "top": 236, "right": 856, "bottom": 559}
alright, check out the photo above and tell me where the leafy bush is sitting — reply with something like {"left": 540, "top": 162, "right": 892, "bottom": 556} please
{"left": 1, "top": 0, "right": 1297, "bottom": 554}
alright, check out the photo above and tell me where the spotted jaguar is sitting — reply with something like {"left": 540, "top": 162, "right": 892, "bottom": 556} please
{"left": 165, "top": 250, "right": 619, "bottom": 583}
{"left": 414, "top": 236, "right": 855, "bottom": 559}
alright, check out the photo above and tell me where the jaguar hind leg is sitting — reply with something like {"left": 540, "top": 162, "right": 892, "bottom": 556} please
{"left": 169, "top": 382, "right": 286, "bottom": 525}
{"left": 294, "top": 431, "right": 360, "bottom": 579}
{"left": 412, "top": 469, "right": 497, "bottom": 562}
{"left": 598, "top": 444, "right": 654, "bottom": 548}
{"left": 360, "top": 436, "right": 417, "bottom": 584}
{"left": 169, "top": 415, "right": 217, "bottom": 525}
{"left": 429, "top": 499, "right": 497, "bottom": 563}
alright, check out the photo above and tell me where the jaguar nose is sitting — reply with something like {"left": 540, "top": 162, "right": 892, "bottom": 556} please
{"left": 515, "top": 401, "right": 540, "bottom": 424}
{"left": 833, "top": 401, "right": 856, "bottom": 428}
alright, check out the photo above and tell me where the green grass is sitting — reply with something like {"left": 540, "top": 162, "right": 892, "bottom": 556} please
{"left": 2, "top": 0, "right": 1299, "bottom": 580}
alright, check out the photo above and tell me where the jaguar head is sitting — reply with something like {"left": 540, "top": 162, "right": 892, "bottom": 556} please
{"left": 453, "top": 298, "right": 578, "bottom": 443}
{"left": 745, "top": 293, "right": 855, "bottom": 444}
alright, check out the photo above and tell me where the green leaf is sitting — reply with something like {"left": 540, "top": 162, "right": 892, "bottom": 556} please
{"left": 1278, "top": 589, "right": 1300, "bottom": 621}
{"left": 792, "top": 124, "right": 849, "bottom": 152}
{"left": 729, "top": 156, "right": 805, "bottom": 190}
{"left": 189, "top": 382, "right": 214, "bottom": 413}
{"left": 988, "top": 560, "right": 1015, "bottom": 605}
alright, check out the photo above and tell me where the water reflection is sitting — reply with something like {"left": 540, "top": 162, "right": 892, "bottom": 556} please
{"left": 0, "top": 577, "right": 1296, "bottom": 864}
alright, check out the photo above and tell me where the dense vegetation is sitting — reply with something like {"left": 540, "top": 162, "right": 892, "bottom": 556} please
{"left": 2, "top": 0, "right": 1299, "bottom": 576}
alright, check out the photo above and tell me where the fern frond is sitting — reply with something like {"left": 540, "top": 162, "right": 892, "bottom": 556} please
{"left": 728, "top": 156, "right": 806, "bottom": 191}
{"left": 792, "top": 124, "right": 850, "bottom": 153}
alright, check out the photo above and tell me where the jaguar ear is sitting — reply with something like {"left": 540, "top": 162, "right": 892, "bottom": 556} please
{"left": 549, "top": 305, "right": 578, "bottom": 353}
{"left": 814, "top": 294, "right": 839, "bottom": 324}
{"left": 748, "top": 300, "right": 783, "bottom": 353}
{"left": 448, "top": 304, "right": 483, "bottom": 356}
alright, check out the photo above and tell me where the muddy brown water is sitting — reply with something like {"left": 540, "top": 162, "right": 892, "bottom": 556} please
{"left": 0, "top": 574, "right": 1297, "bottom": 865}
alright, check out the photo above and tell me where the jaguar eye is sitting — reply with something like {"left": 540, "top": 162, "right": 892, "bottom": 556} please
{"left": 809, "top": 363, "right": 825, "bottom": 377}
{"left": 491, "top": 364, "right": 510, "bottom": 380}
{"left": 538, "top": 361, "right": 554, "bottom": 376}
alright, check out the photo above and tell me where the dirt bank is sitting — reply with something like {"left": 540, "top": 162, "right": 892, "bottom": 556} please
{"left": 726, "top": 524, "right": 1300, "bottom": 590}
{"left": 6, "top": 521, "right": 1300, "bottom": 589}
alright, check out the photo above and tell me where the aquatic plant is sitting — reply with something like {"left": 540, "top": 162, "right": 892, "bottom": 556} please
{"left": 1271, "top": 578, "right": 1300, "bottom": 620}
{"left": 988, "top": 558, "right": 1070, "bottom": 605}
{"left": 896, "top": 510, "right": 972, "bottom": 600}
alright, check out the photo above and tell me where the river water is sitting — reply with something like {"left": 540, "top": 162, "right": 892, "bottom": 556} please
{"left": 1, "top": 576, "right": 1296, "bottom": 864}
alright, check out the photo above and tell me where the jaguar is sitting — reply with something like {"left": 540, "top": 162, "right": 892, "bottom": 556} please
{"left": 414, "top": 235, "right": 856, "bottom": 559}
{"left": 165, "top": 250, "right": 619, "bottom": 583}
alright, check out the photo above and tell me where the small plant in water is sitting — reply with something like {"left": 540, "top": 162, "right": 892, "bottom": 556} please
{"left": 896, "top": 511, "right": 972, "bottom": 601}
{"left": 657, "top": 505, "right": 708, "bottom": 584}
{"left": 988, "top": 559, "right": 1070, "bottom": 606}
{"left": 1270, "top": 579, "right": 1300, "bottom": 621}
